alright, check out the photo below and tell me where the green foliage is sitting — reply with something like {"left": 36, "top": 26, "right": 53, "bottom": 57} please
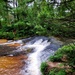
{"left": 49, "top": 44, "right": 75, "bottom": 67}
{"left": 49, "top": 43, "right": 75, "bottom": 66}
{"left": 41, "top": 62, "right": 66, "bottom": 75}
{"left": 40, "top": 62, "right": 48, "bottom": 75}
{"left": 0, "top": 32, "right": 14, "bottom": 39}
{"left": 41, "top": 44, "right": 75, "bottom": 75}
{"left": 0, "top": 0, "right": 75, "bottom": 39}
{"left": 49, "top": 69, "right": 66, "bottom": 75}
{"left": 49, "top": 54, "right": 63, "bottom": 62}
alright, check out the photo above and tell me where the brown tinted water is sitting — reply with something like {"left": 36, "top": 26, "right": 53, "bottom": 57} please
{"left": 0, "top": 55, "right": 27, "bottom": 75}
{"left": 0, "top": 39, "right": 27, "bottom": 75}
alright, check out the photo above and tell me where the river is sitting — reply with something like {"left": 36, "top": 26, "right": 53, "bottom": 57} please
{"left": 0, "top": 36, "right": 63, "bottom": 75}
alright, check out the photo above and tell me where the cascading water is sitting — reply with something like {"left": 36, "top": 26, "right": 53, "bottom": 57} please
{"left": 21, "top": 39, "right": 51, "bottom": 75}
{"left": 20, "top": 36, "right": 62, "bottom": 75}
{"left": 0, "top": 36, "right": 63, "bottom": 75}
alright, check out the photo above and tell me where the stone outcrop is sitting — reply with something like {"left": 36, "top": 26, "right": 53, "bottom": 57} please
{"left": 0, "top": 39, "right": 8, "bottom": 43}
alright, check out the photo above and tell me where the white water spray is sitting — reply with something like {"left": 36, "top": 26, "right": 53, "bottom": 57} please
{"left": 21, "top": 39, "right": 51, "bottom": 75}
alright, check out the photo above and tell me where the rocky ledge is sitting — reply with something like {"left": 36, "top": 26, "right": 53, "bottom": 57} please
{"left": 0, "top": 39, "right": 28, "bottom": 75}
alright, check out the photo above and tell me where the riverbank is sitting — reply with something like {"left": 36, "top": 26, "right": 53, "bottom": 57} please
{"left": 41, "top": 43, "right": 75, "bottom": 75}
{"left": 0, "top": 39, "right": 28, "bottom": 75}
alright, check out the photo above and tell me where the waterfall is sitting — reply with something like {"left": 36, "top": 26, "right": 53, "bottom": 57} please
{"left": 20, "top": 39, "right": 51, "bottom": 75}
{"left": 20, "top": 36, "right": 62, "bottom": 75}
{"left": 0, "top": 36, "right": 62, "bottom": 75}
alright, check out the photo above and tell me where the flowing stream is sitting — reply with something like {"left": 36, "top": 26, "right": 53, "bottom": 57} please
{"left": 21, "top": 39, "right": 51, "bottom": 75}
{"left": 0, "top": 36, "right": 63, "bottom": 75}
{"left": 20, "top": 36, "right": 62, "bottom": 75}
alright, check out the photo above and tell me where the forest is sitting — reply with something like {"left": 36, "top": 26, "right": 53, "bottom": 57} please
{"left": 0, "top": 0, "right": 75, "bottom": 39}
{"left": 0, "top": 0, "right": 75, "bottom": 75}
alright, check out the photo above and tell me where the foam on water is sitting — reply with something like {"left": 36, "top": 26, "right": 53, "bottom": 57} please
{"left": 20, "top": 39, "right": 51, "bottom": 75}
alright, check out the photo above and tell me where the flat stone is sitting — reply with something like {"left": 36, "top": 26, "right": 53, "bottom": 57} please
{"left": 0, "top": 45, "right": 28, "bottom": 56}
{"left": 0, "top": 39, "right": 8, "bottom": 43}
{"left": 0, "top": 45, "right": 16, "bottom": 56}
{"left": 7, "top": 43, "right": 21, "bottom": 47}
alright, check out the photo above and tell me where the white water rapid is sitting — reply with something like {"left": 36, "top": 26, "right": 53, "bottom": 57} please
{"left": 20, "top": 38, "right": 57, "bottom": 75}
{"left": 21, "top": 39, "right": 51, "bottom": 75}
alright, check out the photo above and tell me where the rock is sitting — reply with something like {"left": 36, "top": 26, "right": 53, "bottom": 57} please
{"left": 47, "top": 62, "right": 64, "bottom": 69}
{"left": 7, "top": 43, "right": 21, "bottom": 47}
{"left": 47, "top": 62, "right": 71, "bottom": 69}
{"left": 0, "top": 45, "right": 27, "bottom": 56}
{"left": 25, "top": 48, "right": 34, "bottom": 54}
{"left": 61, "top": 55, "right": 68, "bottom": 62}
{"left": 0, "top": 45, "right": 16, "bottom": 56}
{"left": 0, "top": 39, "right": 8, "bottom": 43}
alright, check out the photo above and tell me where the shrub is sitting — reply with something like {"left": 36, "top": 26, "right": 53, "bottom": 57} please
{"left": 49, "top": 69, "right": 66, "bottom": 75}
{"left": 0, "top": 32, "right": 14, "bottom": 39}
{"left": 49, "top": 54, "right": 63, "bottom": 62}
{"left": 40, "top": 62, "right": 48, "bottom": 75}
{"left": 6, "top": 32, "right": 15, "bottom": 39}
{"left": 49, "top": 43, "right": 75, "bottom": 64}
